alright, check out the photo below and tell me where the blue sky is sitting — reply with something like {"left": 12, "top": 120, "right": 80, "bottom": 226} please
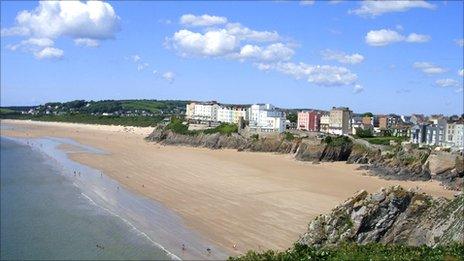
{"left": 1, "top": 0, "right": 463, "bottom": 115}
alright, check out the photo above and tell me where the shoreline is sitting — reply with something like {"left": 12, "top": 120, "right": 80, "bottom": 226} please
{"left": 1, "top": 135, "right": 228, "bottom": 260}
{"left": 0, "top": 119, "right": 455, "bottom": 256}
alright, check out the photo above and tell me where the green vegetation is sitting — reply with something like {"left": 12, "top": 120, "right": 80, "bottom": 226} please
{"left": 286, "top": 112, "right": 297, "bottom": 123}
{"left": 230, "top": 243, "right": 464, "bottom": 261}
{"left": 0, "top": 113, "right": 163, "bottom": 127}
{"left": 0, "top": 108, "right": 18, "bottom": 115}
{"left": 251, "top": 134, "right": 259, "bottom": 141}
{"left": 363, "top": 112, "right": 374, "bottom": 117}
{"left": 354, "top": 127, "right": 373, "bottom": 138}
{"left": 165, "top": 117, "right": 191, "bottom": 135}
{"left": 120, "top": 100, "right": 188, "bottom": 113}
{"left": 363, "top": 136, "right": 406, "bottom": 145}
{"left": 284, "top": 132, "right": 295, "bottom": 141}
{"left": 323, "top": 135, "right": 352, "bottom": 147}
{"left": 203, "top": 123, "right": 238, "bottom": 136}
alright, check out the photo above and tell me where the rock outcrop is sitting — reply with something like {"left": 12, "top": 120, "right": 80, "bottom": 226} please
{"left": 298, "top": 186, "right": 464, "bottom": 247}
{"left": 146, "top": 126, "right": 463, "bottom": 190}
{"left": 347, "top": 143, "right": 464, "bottom": 190}
{"left": 146, "top": 127, "right": 353, "bottom": 162}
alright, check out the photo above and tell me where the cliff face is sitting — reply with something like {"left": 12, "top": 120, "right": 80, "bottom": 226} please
{"left": 347, "top": 143, "right": 464, "bottom": 190}
{"left": 146, "top": 128, "right": 353, "bottom": 162}
{"left": 298, "top": 186, "right": 464, "bottom": 247}
{"left": 146, "top": 127, "right": 463, "bottom": 190}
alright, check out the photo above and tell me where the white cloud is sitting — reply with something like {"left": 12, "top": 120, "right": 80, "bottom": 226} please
{"left": 74, "top": 38, "right": 100, "bottom": 47}
{"left": 353, "top": 84, "right": 364, "bottom": 93}
{"left": 152, "top": 70, "right": 158, "bottom": 75}
{"left": 168, "top": 14, "right": 359, "bottom": 88}
{"left": 171, "top": 29, "right": 238, "bottom": 57}
{"left": 459, "top": 69, "right": 464, "bottom": 77}
{"left": 238, "top": 43, "right": 294, "bottom": 62}
{"left": 455, "top": 39, "right": 464, "bottom": 47}
{"left": 34, "top": 47, "right": 64, "bottom": 60}
{"left": 162, "top": 71, "right": 175, "bottom": 83}
{"left": 435, "top": 78, "right": 459, "bottom": 88}
{"left": 7, "top": 37, "right": 54, "bottom": 51}
{"left": 225, "top": 23, "right": 280, "bottom": 42}
{"left": 413, "top": 62, "right": 446, "bottom": 74}
{"left": 365, "top": 29, "right": 403, "bottom": 46}
{"left": 137, "top": 62, "right": 149, "bottom": 71}
{"left": 350, "top": 1, "right": 435, "bottom": 17}
{"left": 456, "top": 88, "right": 463, "bottom": 93}
{"left": 2, "top": 1, "right": 119, "bottom": 58}
{"left": 180, "top": 14, "right": 227, "bottom": 27}
{"left": 300, "top": 0, "right": 315, "bottom": 6}
{"left": 365, "top": 29, "right": 429, "bottom": 46}
{"left": 268, "top": 62, "right": 358, "bottom": 86}
{"left": 320, "top": 49, "right": 364, "bottom": 64}
{"left": 405, "top": 33, "right": 430, "bottom": 43}
{"left": 131, "top": 54, "right": 141, "bottom": 63}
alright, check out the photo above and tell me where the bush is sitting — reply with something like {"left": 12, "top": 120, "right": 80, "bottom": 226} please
{"left": 229, "top": 243, "right": 464, "bottom": 261}
{"left": 203, "top": 123, "right": 238, "bottom": 136}
{"left": 284, "top": 132, "right": 295, "bottom": 141}
{"left": 355, "top": 127, "right": 373, "bottom": 138}
{"left": 165, "top": 118, "right": 190, "bottom": 134}
{"left": 251, "top": 134, "right": 259, "bottom": 140}
{"left": 323, "top": 135, "right": 352, "bottom": 147}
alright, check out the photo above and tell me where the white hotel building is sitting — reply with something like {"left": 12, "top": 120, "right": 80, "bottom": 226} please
{"left": 186, "top": 102, "right": 220, "bottom": 122}
{"left": 217, "top": 107, "right": 248, "bottom": 124}
{"left": 186, "top": 102, "right": 286, "bottom": 132}
{"left": 248, "top": 104, "right": 286, "bottom": 133}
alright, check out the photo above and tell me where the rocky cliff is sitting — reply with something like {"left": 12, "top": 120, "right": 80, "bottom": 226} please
{"left": 298, "top": 186, "right": 464, "bottom": 247}
{"left": 146, "top": 127, "right": 463, "bottom": 190}
{"left": 347, "top": 143, "right": 464, "bottom": 190}
{"left": 146, "top": 127, "right": 353, "bottom": 162}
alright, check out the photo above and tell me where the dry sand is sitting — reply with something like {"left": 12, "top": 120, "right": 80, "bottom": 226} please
{"left": 1, "top": 119, "right": 455, "bottom": 255}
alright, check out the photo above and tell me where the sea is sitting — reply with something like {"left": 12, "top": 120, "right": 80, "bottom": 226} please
{"left": 0, "top": 134, "right": 225, "bottom": 260}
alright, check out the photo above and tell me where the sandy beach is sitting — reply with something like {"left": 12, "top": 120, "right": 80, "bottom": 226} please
{"left": 0, "top": 119, "right": 455, "bottom": 256}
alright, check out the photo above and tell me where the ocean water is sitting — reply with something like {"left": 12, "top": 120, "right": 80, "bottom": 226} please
{"left": 0, "top": 137, "right": 171, "bottom": 260}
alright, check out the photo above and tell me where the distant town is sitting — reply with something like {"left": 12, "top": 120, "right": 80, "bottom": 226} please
{"left": 1, "top": 99, "right": 463, "bottom": 152}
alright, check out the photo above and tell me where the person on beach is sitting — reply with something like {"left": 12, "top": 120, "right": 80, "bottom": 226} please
{"left": 233, "top": 244, "right": 237, "bottom": 250}
{"left": 182, "top": 244, "right": 186, "bottom": 251}
{"left": 206, "top": 248, "right": 211, "bottom": 254}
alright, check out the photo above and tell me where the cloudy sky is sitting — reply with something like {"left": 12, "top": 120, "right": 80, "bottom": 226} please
{"left": 1, "top": 0, "right": 463, "bottom": 115}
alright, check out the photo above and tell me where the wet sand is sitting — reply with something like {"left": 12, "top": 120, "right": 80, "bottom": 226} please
{"left": 1, "top": 119, "right": 455, "bottom": 256}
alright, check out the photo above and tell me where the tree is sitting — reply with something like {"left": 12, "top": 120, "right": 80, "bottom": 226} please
{"left": 363, "top": 112, "right": 374, "bottom": 118}
{"left": 287, "top": 112, "right": 297, "bottom": 123}
{"left": 355, "top": 127, "right": 373, "bottom": 138}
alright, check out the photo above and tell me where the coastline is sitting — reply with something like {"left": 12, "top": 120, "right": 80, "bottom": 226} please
{"left": 0, "top": 135, "right": 228, "bottom": 260}
{"left": 0, "top": 119, "right": 455, "bottom": 256}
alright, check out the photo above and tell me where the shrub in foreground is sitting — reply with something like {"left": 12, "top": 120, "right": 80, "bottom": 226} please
{"left": 229, "top": 243, "right": 464, "bottom": 261}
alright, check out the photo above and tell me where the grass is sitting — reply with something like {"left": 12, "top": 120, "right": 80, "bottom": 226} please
{"left": 323, "top": 136, "right": 352, "bottom": 147}
{"left": 363, "top": 136, "right": 406, "bottom": 145}
{"left": 165, "top": 117, "right": 192, "bottom": 135}
{"left": 203, "top": 123, "right": 238, "bottom": 136}
{"left": 230, "top": 243, "right": 464, "bottom": 261}
{"left": 0, "top": 108, "right": 19, "bottom": 115}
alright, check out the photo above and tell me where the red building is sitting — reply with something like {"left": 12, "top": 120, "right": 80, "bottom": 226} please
{"left": 297, "top": 111, "right": 320, "bottom": 131}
